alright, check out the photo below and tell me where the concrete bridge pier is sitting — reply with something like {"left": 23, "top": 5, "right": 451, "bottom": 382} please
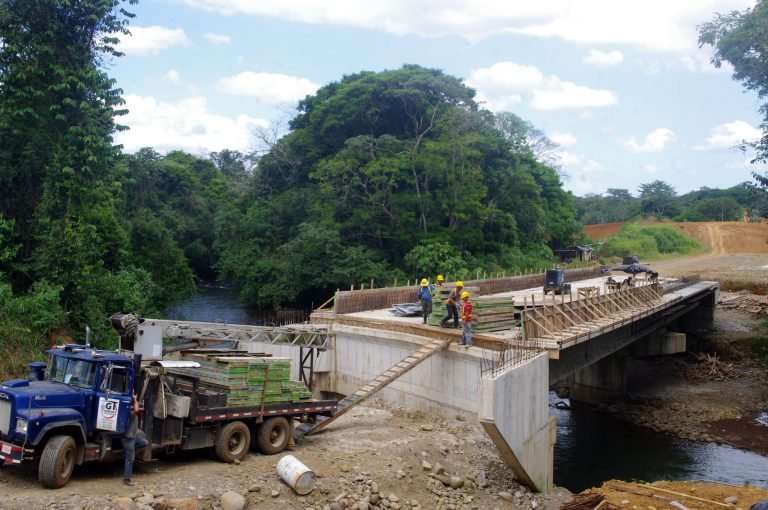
{"left": 570, "top": 354, "right": 627, "bottom": 404}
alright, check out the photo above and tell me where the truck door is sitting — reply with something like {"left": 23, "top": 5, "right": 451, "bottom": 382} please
{"left": 94, "top": 364, "right": 134, "bottom": 434}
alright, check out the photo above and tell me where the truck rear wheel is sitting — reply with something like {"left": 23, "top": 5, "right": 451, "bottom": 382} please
{"left": 256, "top": 417, "right": 290, "bottom": 455}
{"left": 39, "top": 435, "right": 77, "bottom": 489}
{"left": 214, "top": 421, "right": 250, "bottom": 463}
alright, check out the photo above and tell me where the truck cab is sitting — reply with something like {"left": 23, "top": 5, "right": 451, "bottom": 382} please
{"left": 0, "top": 345, "right": 135, "bottom": 488}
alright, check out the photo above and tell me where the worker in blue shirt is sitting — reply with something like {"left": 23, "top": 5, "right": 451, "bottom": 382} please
{"left": 417, "top": 278, "right": 435, "bottom": 324}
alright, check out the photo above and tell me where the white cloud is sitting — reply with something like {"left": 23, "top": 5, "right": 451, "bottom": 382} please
{"left": 582, "top": 49, "right": 623, "bottom": 68}
{"left": 116, "top": 26, "right": 189, "bottom": 56}
{"left": 620, "top": 128, "right": 677, "bottom": 153}
{"left": 178, "top": 0, "right": 754, "bottom": 53}
{"left": 643, "top": 164, "right": 661, "bottom": 174}
{"left": 693, "top": 120, "right": 762, "bottom": 151}
{"left": 204, "top": 32, "right": 231, "bottom": 44}
{"left": 467, "top": 61, "right": 617, "bottom": 111}
{"left": 115, "top": 93, "right": 268, "bottom": 154}
{"left": 550, "top": 132, "right": 577, "bottom": 147}
{"left": 162, "top": 69, "right": 183, "bottom": 85}
{"left": 557, "top": 151, "right": 607, "bottom": 195}
{"left": 216, "top": 72, "right": 320, "bottom": 104}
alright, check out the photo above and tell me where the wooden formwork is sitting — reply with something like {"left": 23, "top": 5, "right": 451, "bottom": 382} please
{"left": 522, "top": 283, "right": 663, "bottom": 347}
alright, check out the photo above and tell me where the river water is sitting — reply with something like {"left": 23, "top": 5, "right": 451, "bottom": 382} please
{"left": 551, "top": 394, "right": 768, "bottom": 492}
{"left": 167, "top": 286, "right": 768, "bottom": 493}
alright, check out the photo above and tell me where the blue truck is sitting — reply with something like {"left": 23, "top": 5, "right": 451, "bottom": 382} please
{"left": 0, "top": 338, "right": 337, "bottom": 488}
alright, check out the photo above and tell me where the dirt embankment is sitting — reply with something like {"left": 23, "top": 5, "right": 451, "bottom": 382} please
{"left": 585, "top": 221, "right": 768, "bottom": 255}
{"left": 585, "top": 221, "right": 768, "bottom": 292}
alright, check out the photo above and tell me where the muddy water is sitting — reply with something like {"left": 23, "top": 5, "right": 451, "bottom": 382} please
{"left": 552, "top": 393, "right": 768, "bottom": 492}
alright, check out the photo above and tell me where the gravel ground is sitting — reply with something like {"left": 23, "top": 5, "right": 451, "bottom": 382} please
{"left": 0, "top": 402, "right": 573, "bottom": 510}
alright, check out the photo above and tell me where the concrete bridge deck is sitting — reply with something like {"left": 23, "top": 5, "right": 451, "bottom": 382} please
{"left": 248, "top": 271, "right": 719, "bottom": 493}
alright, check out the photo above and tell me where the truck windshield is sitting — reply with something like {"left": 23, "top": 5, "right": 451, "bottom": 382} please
{"left": 48, "top": 356, "right": 97, "bottom": 389}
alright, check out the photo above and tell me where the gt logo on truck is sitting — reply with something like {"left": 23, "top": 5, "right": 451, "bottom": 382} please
{"left": 102, "top": 400, "right": 117, "bottom": 418}
{"left": 0, "top": 392, "right": 8, "bottom": 400}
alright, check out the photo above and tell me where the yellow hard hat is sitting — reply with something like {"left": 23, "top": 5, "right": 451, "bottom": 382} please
{"left": 456, "top": 281, "right": 463, "bottom": 287}
{"left": 420, "top": 278, "right": 428, "bottom": 286}
{"left": 461, "top": 291, "right": 470, "bottom": 299}
{"left": 437, "top": 275, "right": 444, "bottom": 281}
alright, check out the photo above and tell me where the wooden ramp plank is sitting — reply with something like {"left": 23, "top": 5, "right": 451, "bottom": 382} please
{"left": 295, "top": 337, "right": 454, "bottom": 437}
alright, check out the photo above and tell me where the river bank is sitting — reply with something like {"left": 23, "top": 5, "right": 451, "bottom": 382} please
{"left": 592, "top": 292, "right": 768, "bottom": 458}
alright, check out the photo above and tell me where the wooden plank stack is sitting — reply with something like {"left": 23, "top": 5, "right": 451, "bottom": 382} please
{"left": 426, "top": 288, "right": 517, "bottom": 332}
{"left": 473, "top": 295, "right": 517, "bottom": 332}
{"left": 169, "top": 352, "right": 312, "bottom": 407}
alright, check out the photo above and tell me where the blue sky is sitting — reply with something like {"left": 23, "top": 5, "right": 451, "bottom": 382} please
{"left": 110, "top": 0, "right": 765, "bottom": 197}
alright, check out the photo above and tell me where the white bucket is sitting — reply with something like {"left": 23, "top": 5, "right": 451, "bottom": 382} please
{"left": 276, "top": 454, "right": 316, "bottom": 495}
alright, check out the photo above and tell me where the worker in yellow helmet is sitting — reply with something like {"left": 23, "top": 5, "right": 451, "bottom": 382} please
{"left": 460, "top": 290, "right": 472, "bottom": 347}
{"left": 440, "top": 281, "right": 463, "bottom": 328}
{"left": 417, "top": 278, "right": 435, "bottom": 324}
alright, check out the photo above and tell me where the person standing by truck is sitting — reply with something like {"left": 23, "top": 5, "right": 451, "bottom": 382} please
{"left": 123, "top": 392, "right": 148, "bottom": 486}
{"left": 440, "top": 281, "right": 463, "bottom": 328}
{"left": 459, "top": 291, "right": 472, "bottom": 347}
{"left": 417, "top": 278, "right": 435, "bottom": 324}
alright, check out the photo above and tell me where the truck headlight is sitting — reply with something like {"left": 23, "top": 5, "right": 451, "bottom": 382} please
{"left": 15, "top": 418, "right": 28, "bottom": 434}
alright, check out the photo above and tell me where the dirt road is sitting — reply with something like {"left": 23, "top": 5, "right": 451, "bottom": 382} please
{"left": 585, "top": 221, "right": 768, "bottom": 285}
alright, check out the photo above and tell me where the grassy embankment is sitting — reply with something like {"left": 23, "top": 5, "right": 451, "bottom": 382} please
{"left": 0, "top": 280, "right": 67, "bottom": 380}
{"left": 596, "top": 223, "right": 704, "bottom": 263}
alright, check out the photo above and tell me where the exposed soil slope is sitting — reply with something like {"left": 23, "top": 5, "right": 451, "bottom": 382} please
{"left": 584, "top": 221, "right": 768, "bottom": 255}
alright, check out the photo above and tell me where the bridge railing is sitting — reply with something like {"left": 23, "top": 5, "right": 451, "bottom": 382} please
{"left": 332, "top": 267, "right": 602, "bottom": 314}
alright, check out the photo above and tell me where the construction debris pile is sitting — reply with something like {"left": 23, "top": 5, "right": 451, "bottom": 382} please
{"left": 680, "top": 352, "right": 737, "bottom": 382}
{"left": 559, "top": 492, "right": 617, "bottom": 510}
{"left": 169, "top": 352, "right": 312, "bottom": 407}
{"left": 583, "top": 480, "right": 768, "bottom": 510}
{"left": 719, "top": 291, "right": 768, "bottom": 316}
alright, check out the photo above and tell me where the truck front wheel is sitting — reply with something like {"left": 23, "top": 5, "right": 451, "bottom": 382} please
{"left": 256, "top": 417, "right": 290, "bottom": 455}
{"left": 39, "top": 435, "right": 77, "bottom": 489}
{"left": 214, "top": 421, "right": 250, "bottom": 463}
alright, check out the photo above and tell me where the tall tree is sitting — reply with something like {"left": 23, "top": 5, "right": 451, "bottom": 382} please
{"left": 494, "top": 112, "right": 561, "bottom": 168}
{"left": 638, "top": 180, "right": 678, "bottom": 219}
{"left": 0, "top": 0, "right": 138, "bottom": 330}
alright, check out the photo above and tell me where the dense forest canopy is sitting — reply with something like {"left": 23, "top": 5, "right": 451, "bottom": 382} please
{"left": 574, "top": 180, "right": 767, "bottom": 225}
{"left": 1, "top": 0, "right": 767, "bottom": 373}
{"left": 214, "top": 66, "right": 582, "bottom": 307}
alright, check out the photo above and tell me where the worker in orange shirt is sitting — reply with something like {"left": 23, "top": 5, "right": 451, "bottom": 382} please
{"left": 459, "top": 291, "right": 472, "bottom": 347}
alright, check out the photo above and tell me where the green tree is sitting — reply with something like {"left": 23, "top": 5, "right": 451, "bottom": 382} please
{"left": 0, "top": 0, "right": 137, "bottom": 332}
{"left": 217, "top": 65, "right": 579, "bottom": 307}
{"left": 638, "top": 180, "right": 678, "bottom": 219}
{"left": 693, "top": 196, "right": 743, "bottom": 221}
{"left": 494, "top": 112, "right": 560, "bottom": 167}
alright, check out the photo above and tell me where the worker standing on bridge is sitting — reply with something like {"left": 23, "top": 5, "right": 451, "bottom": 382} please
{"left": 460, "top": 291, "right": 472, "bottom": 347}
{"left": 440, "top": 281, "right": 463, "bottom": 328}
{"left": 417, "top": 278, "right": 435, "bottom": 324}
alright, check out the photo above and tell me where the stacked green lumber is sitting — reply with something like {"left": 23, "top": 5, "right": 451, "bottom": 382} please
{"left": 473, "top": 296, "right": 517, "bottom": 332}
{"left": 169, "top": 352, "right": 312, "bottom": 407}
{"left": 427, "top": 294, "right": 516, "bottom": 331}
{"left": 426, "top": 286, "right": 479, "bottom": 327}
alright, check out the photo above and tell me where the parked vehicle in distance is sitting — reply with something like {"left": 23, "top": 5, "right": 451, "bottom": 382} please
{"left": 543, "top": 269, "right": 571, "bottom": 295}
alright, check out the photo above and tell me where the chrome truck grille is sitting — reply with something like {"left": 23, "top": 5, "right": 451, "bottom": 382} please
{"left": 0, "top": 399, "right": 10, "bottom": 435}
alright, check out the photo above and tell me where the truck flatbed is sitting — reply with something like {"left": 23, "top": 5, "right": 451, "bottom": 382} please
{"left": 189, "top": 399, "right": 338, "bottom": 423}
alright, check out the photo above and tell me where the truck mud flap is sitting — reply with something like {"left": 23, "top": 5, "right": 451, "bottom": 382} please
{"left": 0, "top": 440, "right": 24, "bottom": 464}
